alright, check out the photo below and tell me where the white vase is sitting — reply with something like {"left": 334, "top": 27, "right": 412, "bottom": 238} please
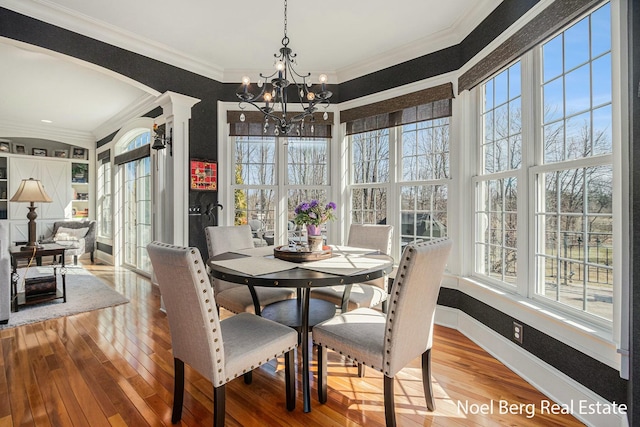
{"left": 307, "top": 235, "right": 324, "bottom": 252}
{"left": 306, "top": 224, "right": 323, "bottom": 252}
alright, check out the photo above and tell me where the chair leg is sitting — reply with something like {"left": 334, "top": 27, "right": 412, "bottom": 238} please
{"left": 381, "top": 299, "right": 388, "bottom": 314}
{"left": 317, "top": 345, "right": 327, "bottom": 404}
{"left": 243, "top": 371, "right": 252, "bottom": 384}
{"left": 422, "top": 349, "right": 435, "bottom": 411}
{"left": 384, "top": 375, "right": 396, "bottom": 427}
{"left": 90, "top": 251, "right": 94, "bottom": 263}
{"left": 284, "top": 349, "right": 296, "bottom": 411}
{"left": 213, "top": 384, "right": 226, "bottom": 427}
{"left": 73, "top": 255, "right": 78, "bottom": 265}
{"left": 171, "top": 358, "right": 185, "bottom": 424}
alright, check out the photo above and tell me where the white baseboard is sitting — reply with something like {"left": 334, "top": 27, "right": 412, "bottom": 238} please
{"left": 95, "top": 251, "right": 114, "bottom": 265}
{"left": 435, "top": 306, "right": 629, "bottom": 427}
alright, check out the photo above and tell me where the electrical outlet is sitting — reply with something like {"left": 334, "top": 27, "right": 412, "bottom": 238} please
{"left": 513, "top": 321, "right": 523, "bottom": 344}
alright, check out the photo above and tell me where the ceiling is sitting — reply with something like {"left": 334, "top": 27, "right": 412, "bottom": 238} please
{"left": 0, "top": 0, "right": 503, "bottom": 142}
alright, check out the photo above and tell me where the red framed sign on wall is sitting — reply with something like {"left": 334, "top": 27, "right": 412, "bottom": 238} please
{"left": 190, "top": 159, "right": 217, "bottom": 191}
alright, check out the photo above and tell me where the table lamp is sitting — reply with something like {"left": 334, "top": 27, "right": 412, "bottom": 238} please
{"left": 10, "top": 178, "right": 53, "bottom": 250}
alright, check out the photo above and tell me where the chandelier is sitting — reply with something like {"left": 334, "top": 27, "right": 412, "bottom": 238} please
{"left": 236, "top": 0, "right": 332, "bottom": 136}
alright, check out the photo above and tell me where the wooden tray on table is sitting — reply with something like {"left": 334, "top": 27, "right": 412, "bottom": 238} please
{"left": 273, "top": 245, "right": 332, "bottom": 263}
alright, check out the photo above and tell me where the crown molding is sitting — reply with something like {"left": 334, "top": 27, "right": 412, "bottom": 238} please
{"left": 0, "top": 0, "right": 225, "bottom": 81}
{"left": 336, "top": 0, "right": 502, "bottom": 83}
{"left": 92, "top": 92, "right": 162, "bottom": 141}
{"left": 0, "top": 120, "right": 95, "bottom": 148}
{"left": 2, "top": 0, "right": 502, "bottom": 85}
{"left": 336, "top": 31, "right": 460, "bottom": 84}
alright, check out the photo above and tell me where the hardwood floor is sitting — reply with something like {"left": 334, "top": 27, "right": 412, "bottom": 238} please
{"left": 0, "top": 261, "right": 586, "bottom": 426}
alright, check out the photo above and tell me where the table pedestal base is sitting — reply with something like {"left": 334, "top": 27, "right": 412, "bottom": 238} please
{"left": 262, "top": 294, "right": 336, "bottom": 412}
{"left": 261, "top": 298, "right": 336, "bottom": 331}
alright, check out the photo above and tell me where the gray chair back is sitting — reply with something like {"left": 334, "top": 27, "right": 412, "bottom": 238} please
{"left": 205, "top": 225, "right": 254, "bottom": 257}
{"left": 347, "top": 224, "right": 393, "bottom": 291}
{"left": 384, "top": 238, "right": 452, "bottom": 377}
{"left": 347, "top": 224, "right": 393, "bottom": 255}
{"left": 147, "top": 242, "right": 222, "bottom": 384}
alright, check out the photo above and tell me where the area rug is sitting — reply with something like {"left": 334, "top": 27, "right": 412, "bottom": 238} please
{"left": 1, "top": 266, "right": 129, "bottom": 329}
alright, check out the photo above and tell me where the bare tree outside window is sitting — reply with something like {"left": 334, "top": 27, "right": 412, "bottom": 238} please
{"left": 476, "top": 61, "right": 521, "bottom": 285}
{"left": 349, "top": 106, "right": 450, "bottom": 256}
{"left": 535, "top": 3, "right": 613, "bottom": 321}
{"left": 233, "top": 137, "right": 276, "bottom": 230}
{"left": 232, "top": 135, "right": 331, "bottom": 245}
{"left": 475, "top": 3, "right": 613, "bottom": 321}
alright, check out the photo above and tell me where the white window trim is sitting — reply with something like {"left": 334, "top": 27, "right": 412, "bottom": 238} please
{"left": 458, "top": 0, "right": 627, "bottom": 370}
{"left": 219, "top": 0, "right": 629, "bottom": 371}
{"left": 218, "top": 101, "right": 341, "bottom": 246}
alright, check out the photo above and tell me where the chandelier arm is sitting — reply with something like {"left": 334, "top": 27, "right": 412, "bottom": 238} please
{"left": 238, "top": 99, "right": 289, "bottom": 126}
{"left": 291, "top": 111, "right": 314, "bottom": 123}
{"left": 237, "top": 0, "right": 330, "bottom": 136}
{"left": 285, "top": 63, "right": 312, "bottom": 81}
{"left": 260, "top": 70, "right": 279, "bottom": 80}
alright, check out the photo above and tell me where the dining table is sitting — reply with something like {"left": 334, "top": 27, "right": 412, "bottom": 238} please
{"left": 207, "top": 244, "right": 394, "bottom": 412}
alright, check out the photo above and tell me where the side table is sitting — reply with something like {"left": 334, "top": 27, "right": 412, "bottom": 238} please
{"left": 9, "top": 244, "right": 68, "bottom": 312}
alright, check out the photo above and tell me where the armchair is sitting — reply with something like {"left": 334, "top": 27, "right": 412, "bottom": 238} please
{"left": 248, "top": 219, "right": 268, "bottom": 247}
{"left": 44, "top": 220, "right": 96, "bottom": 264}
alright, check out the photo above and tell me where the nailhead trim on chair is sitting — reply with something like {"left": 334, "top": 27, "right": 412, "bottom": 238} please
{"left": 156, "top": 241, "right": 298, "bottom": 388}
{"left": 314, "top": 340, "right": 385, "bottom": 373}
{"left": 381, "top": 245, "right": 416, "bottom": 376}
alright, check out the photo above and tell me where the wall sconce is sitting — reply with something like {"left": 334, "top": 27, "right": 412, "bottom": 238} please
{"left": 152, "top": 124, "right": 173, "bottom": 156}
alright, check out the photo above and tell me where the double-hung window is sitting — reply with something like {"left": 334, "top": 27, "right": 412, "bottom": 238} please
{"left": 535, "top": 3, "right": 613, "bottom": 321}
{"left": 475, "top": 61, "right": 521, "bottom": 286}
{"left": 96, "top": 151, "right": 112, "bottom": 239}
{"left": 232, "top": 136, "right": 331, "bottom": 230}
{"left": 346, "top": 90, "right": 453, "bottom": 259}
{"left": 474, "top": 2, "right": 614, "bottom": 323}
{"left": 230, "top": 112, "right": 333, "bottom": 243}
{"left": 233, "top": 135, "right": 277, "bottom": 229}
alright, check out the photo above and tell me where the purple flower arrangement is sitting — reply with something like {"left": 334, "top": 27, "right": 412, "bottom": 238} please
{"left": 293, "top": 200, "right": 337, "bottom": 227}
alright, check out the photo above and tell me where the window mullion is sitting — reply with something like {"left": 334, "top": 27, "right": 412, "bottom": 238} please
{"left": 521, "top": 49, "right": 536, "bottom": 297}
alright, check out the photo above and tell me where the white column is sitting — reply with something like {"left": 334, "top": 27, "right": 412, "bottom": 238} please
{"left": 155, "top": 91, "right": 200, "bottom": 246}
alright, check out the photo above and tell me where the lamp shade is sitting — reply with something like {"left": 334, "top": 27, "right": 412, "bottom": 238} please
{"left": 10, "top": 178, "right": 53, "bottom": 203}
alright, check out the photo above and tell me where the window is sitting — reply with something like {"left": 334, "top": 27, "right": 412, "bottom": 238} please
{"left": 287, "top": 137, "right": 331, "bottom": 230}
{"left": 234, "top": 136, "right": 276, "bottom": 230}
{"left": 115, "top": 130, "right": 152, "bottom": 273}
{"left": 400, "top": 118, "right": 450, "bottom": 246}
{"left": 348, "top": 100, "right": 451, "bottom": 257}
{"left": 535, "top": 3, "right": 613, "bottom": 321}
{"left": 351, "top": 129, "right": 389, "bottom": 225}
{"left": 97, "top": 155, "right": 111, "bottom": 239}
{"left": 475, "top": 61, "right": 521, "bottom": 286}
{"left": 232, "top": 135, "right": 331, "bottom": 242}
{"left": 474, "top": 3, "right": 613, "bottom": 322}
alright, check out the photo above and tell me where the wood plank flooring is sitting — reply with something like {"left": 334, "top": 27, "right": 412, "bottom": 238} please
{"left": 0, "top": 261, "right": 586, "bottom": 426}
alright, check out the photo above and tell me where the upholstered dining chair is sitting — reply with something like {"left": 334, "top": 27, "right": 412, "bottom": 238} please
{"left": 310, "top": 224, "right": 393, "bottom": 313}
{"left": 205, "top": 225, "right": 295, "bottom": 314}
{"left": 147, "top": 242, "right": 298, "bottom": 427}
{"left": 312, "top": 238, "right": 453, "bottom": 427}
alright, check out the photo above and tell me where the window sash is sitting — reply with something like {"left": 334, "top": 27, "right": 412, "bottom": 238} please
{"left": 472, "top": 2, "right": 614, "bottom": 325}
{"left": 348, "top": 102, "right": 450, "bottom": 258}
{"left": 231, "top": 136, "right": 332, "bottom": 243}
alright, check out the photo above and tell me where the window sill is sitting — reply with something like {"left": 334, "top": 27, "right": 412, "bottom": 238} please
{"left": 441, "top": 274, "right": 621, "bottom": 371}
